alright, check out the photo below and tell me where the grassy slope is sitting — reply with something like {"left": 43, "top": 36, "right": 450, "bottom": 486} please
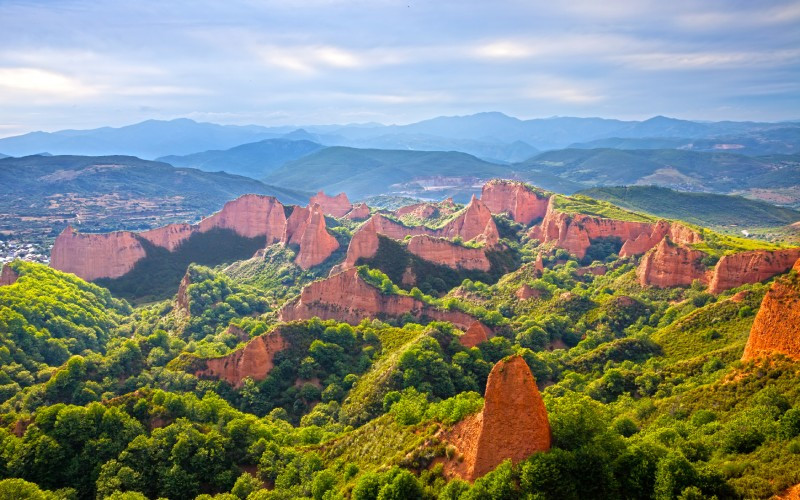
{"left": 580, "top": 185, "right": 800, "bottom": 229}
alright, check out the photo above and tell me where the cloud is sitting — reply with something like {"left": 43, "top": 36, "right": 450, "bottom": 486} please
{"left": 0, "top": 67, "right": 96, "bottom": 100}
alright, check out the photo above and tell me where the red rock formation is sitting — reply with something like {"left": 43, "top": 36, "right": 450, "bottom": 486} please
{"left": 51, "top": 194, "right": 288, "bottom": 281}
{"left": 708, "top": 248, "right": 800, "bottom": 294}
{"left": 293, "top": 204, "right": 340, "bottom": 269}
{"left": 310, "top": 191, "right": 352, "bottom": 217}
{"left": 196, "top": 329, "right": 288, "bottom": 387}
{"left": 460, "top": 321, "right": 491, "bottom": 347}
{"left": 636, "top": 237, "right": 709, "bottom": 288}
{"left": 282, "top": 205, "right": 311, "bottom": 246}
{"left": 481, "top": 179, "right": 550, "bottom": 225}
{"left": 0, "top": 265, "right": 18, "bottom": 286}
{"left": 407, "top": 235, "right": 491, "bottom": 271}
{"left": 446, "top": 355, "right": 550, "bottom": 480}
{"left": 396, "top": 202, "right": 437, "bottom": 219}
{"left": 529, "top": 199, "right": 700, "bottom": 260}
{"left": 345, "top": 203, "right": 370, "bottom": 220}
{"left": 534, "top": 253, "right": 544, "bottom": 273}
{"left": 619, "top": 221, "right": 701, "bottom": 257}
{"left": 741, "top": 259, "right": 800, "bottom": 361}
{"left": 334, "top": 198, "right": 500, "bottom": 274}
{"left": 279, "top": 268, "right": 479, "bottom": 330}
{"left": 50, "top": 226, "right": 147, "bottom": 281}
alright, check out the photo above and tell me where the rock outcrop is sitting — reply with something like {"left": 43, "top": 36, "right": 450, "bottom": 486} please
{"left": 529, "top": 199, "right": 701, "bottom": 260}
{"left": 50, "top": 226, "right": 148, "bottom": 281}
{"left": 446, "top": 355, "right": 551, "bottom": 480}
{"left": 0, "top": 265, "right": 19, "bottom": 286}
{"left": 396, "top": 198, "right": 457, "bottom": 220}
{"left": 279, "top": 268, "right": 479, "bottom": 330}
{"left": 310, "top": 191, "right": 352, "bottom": 217}
{"left": 636, "top": 237, "right": 708, "bottom": 288}
{"left": 481, "top": 179, "right": 550, "bottom": 225}
{"left": 515, "top": 284, "right": 541, "bottom": 300}
{"left": 51, "top": 194, "right": 288, "bottom": 281}
{"left": 345, "top": 203, "right": 370, "bottom": 220}
{"left": 708, "top": 248, "right": 800, "bottom": 294}
{"left": 196, "top": 329, "right": 288, "bottom": 387}
{"left": 334, "top": 196, "right": 499, "bottom": 275}
{"left": 741, "top": 258, "right": 800, "bottom": 361}
{"left": 407, "top": 235, "right": 491, "bottom": 271}
{"left": 459, "top": 321, "right": 491, "bottom": 348}
{"left": 293, "top": 204, "right": 340, "bottom": 269}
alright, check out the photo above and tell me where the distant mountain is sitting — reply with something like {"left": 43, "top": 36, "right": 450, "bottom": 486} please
{"left": 3, "top": 113, "right": 797, "bottom": 160}
{"left": 579, "top": 185, "right": 800, "bottom": 229}
{"left": 569, "top": 126, "right": 800, "bottom": 156}
{"left": 0, "top": 119, "right": 295, "bottom": 159}
{"left": 0, "top": 153, "right": 8, "bottom": 159}
{"left": 0, "top": 154, "right": 309, "bottom": 244}
{"left": 517, "top": 149, "right": 800, "bottom": 200}
{"left": 157, "top": 139, "right": 324, "bottom": 178}
{"left": 261, "top": 146, "right": 585, "bottom": 201}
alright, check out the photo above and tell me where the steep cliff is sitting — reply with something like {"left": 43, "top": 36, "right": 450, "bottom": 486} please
{"left": 438, "top": 195, "right": 500, "bottom": 244}
{"left": 529, "top": 198, "right": 700, "bottom": 260}
{"left": 50, "top": 226, "right": 148, "bottom": 281}
{"left": 481, "top": 179, "right": 550, "bottom": 225}
{"left": 293, "top": 204, "right": 340, "bottom": 269}
{"left": 709, "top": 248, "right": 800, "bottom": 294}
{"left": 741, "top": 259, "right": 800, "bottom": 361}
{"left": 407, "top": 235, "right": 491, "bottom": 271}
{"left": 175, "top": 271, "right": 191, "bottom": 316}
{"left": 195, "top": 329, "right": 288, "bottom": 387}
{"left": 446, "top": 355, "right": 551, "bottom": 480}
{"left": 0, "top": 265, "right": 19, "bottom": 286}
{"left": 636, "top": 237, "right": 708, "bottom": 288}
{"left": 279, "top": 268, "right": 479, "bottom": 329}
{"left": 51, "top": 194, "right": 288, "bottom": 281}
{"left": 309, "top": 191, "right": 352, "bottom": 217}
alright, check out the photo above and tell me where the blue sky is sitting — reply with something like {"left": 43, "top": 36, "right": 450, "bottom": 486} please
{"left": 0, "top": 0, "right": 798, "bottom": 136}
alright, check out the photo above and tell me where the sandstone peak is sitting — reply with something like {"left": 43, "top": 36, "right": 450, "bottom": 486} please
{"left": 446, "top": 355, "right": 551, "bottom": 480}
{"left": 293, "top": 203, "right": 340, "bottom": 269}
{"left": 741, "top": 258, "right": 800, "bottom": 361}
{"left": 310, "top": 191, "right": 353, "bottom": 217}
{"left": 345, "top": 202, "right": 371, "bottom": 220}
{"left": 481, "top": 179, "right": 550, "bottom": 225}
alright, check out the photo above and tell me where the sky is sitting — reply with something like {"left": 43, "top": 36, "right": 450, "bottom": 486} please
{"left": 0, "top": 0, "right": 798, "bottom": 137}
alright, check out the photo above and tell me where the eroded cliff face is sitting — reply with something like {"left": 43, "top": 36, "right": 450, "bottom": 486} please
{"left": 195, "top": 329, "right": 288, "bottom": 387}
{"left": 293, "top": 204, "right": 340, "bottom": 269}
{"left": 309, "top": 191, "right": 352, "bottom": 218}
{"left": 175, "top": 271, "right": 192, "bottom": 316}
{"left": 407, "top": 235, "right": 491, "bottom": 271}
{"left": 481, "top": 179, "right": 550, "bottom": 225}
{"left": 50, "top": 226, "right": 148, "bottom": 281}
{"left": 636, "top": 237, "right": 708, "bottom": 288}
{"left": 396, "top": 198, "right": 457, "bottom": 220}
{"left": 50, "top": 194, "right": 288, "bottom": 281}
{"left": 345, "top": 203, "right": 370, "bottom": 220}
{"left": 279, "top": 268, "right": 478, "bottom": 329}
{"left": 0, "top": 265, "right": 19, "bottom": 286}
{"left": 528, "top": 199, "right": 701, "bottom": 260}
{"left": 741, "top": 259, "right": 800, "bottom": 361}
{"left": 446, "top": 355, "right": 551, "bottom": 481}
{"left": 709, "top": 248, "right": 800, "bottom": 294}
{"left": 334, "top": 197, "right": 500, "bottom": 275}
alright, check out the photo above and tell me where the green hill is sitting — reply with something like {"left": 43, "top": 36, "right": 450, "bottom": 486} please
{"left": 580, "top": 185, "right": 800, "bottom": 229}
{"left": 157, "top": 138, "right": 324, "bottom": 179}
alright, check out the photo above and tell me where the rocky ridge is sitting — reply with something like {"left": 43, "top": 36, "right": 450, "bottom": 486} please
{"left": 481, "top": 179, "right": 549, "bottom": 225}
{"left": 279, "top": 268, "right": 479, "bottom": 330}
{"left": 195, "top": 329, "right": 288, "bottom": 387}
{"left": 310, "top": 191, "right": 352, "bottom": 217}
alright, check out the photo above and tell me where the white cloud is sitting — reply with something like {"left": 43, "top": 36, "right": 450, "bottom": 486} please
{"left": 0, "top": 67, "right": 96, "bottom": 99}
{"left": 617, "top": 49, "right": 800, "bottom": 70}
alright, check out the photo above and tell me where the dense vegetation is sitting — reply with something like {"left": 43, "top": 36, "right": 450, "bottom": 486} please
{"left": 2, "top": 183, "right": 800, "bottom": 499}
